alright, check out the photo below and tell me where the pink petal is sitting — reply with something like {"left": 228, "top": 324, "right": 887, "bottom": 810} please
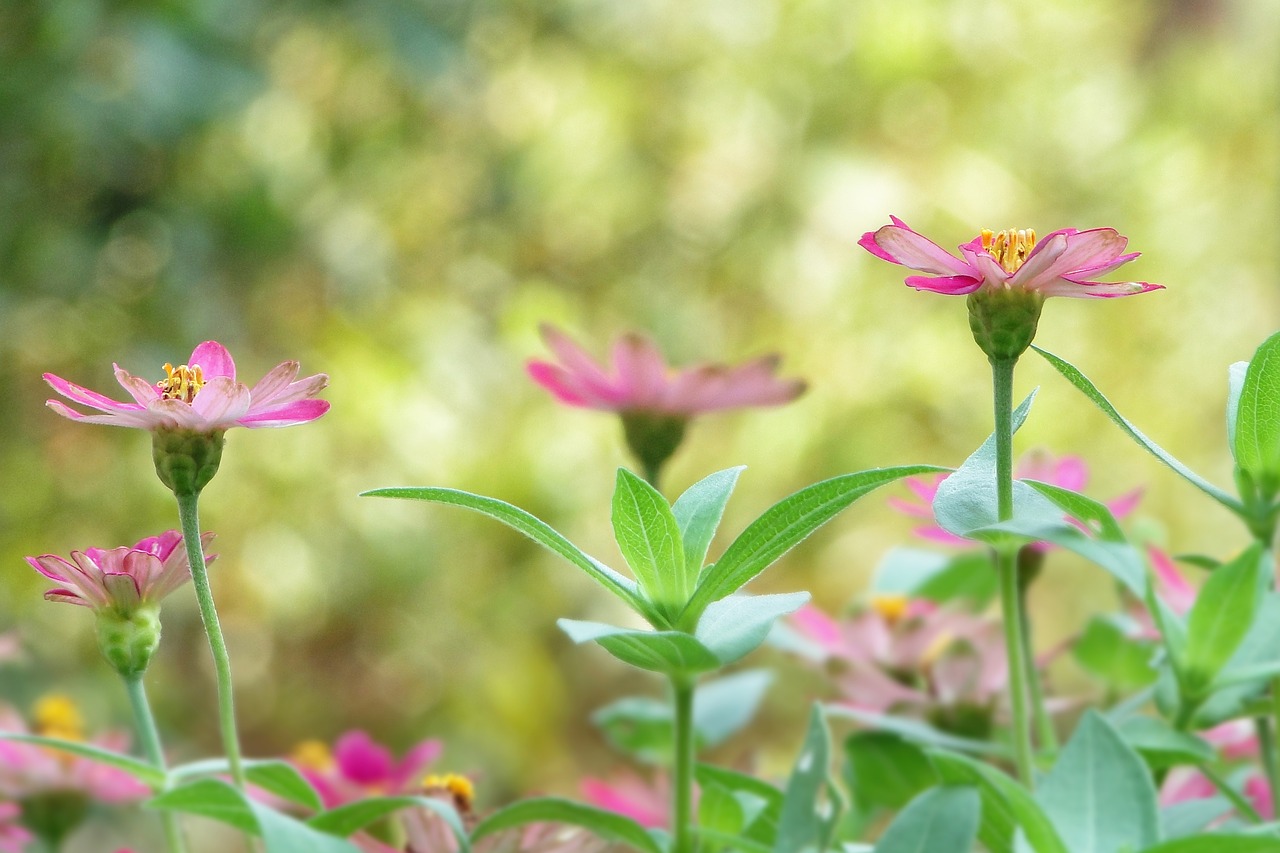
{"left": 790, "top": 605, "right": 842, "bottom": 652}
{"left": 189, "top": 342, "right": 236, "bottom": 380}
{"left": 44, "top": 400, "right": 161, "bottom": 428}
{"left": 236, "top": 398, "right": 330, "bottom": 427}
{"left": 1148, "top": 546, "right": 1197, "bottom": 615}
{"left": 43, "top": 374, "right": 141, "bottom": 414}
{"left": 190, "top": 377, "right": 253, "bottom": 425}
{"left": 112, "top": 367, "right": 160, "bottom": 406}
{"left": 1106, "top": 487, "right": 1144, "bottom": 520}
{"left": 539, "top": 325, "right": 626, "bottom": 403}
{"left": 247, "top": 361, "right": 302, "bottom": 405}
{"left": 903, "top": 274, "right": 982, "bottom": 294}
{"left": 860, "top": 219, "right": 976, "bottom": 276}
{"left": 526, "top": 361, "right": 598, "bottom": 407}
{"left": 1035, "top": 278, "right": 1164, "bottom": 299}
{"left": 334, "top": 731, "right": 394, "bottom": 785}
{"left": 611, "top": 334, "right": 670, "bottom": 410}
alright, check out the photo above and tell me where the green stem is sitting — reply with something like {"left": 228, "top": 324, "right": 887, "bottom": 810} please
{"left": 1019, "top": 580, "right": 1058, "bottom": 756}
{"left": 670, "top": 675, "right": 697, "bottom": 853}
{"left": 1258, "top": 712, "right": 1280, "bottom": 820}
{"left": 992, "top": 357, "right": 1036, "bottom": 787}
{"left": 1200, "top": 762, "right": 1264, "bottom": 824}
{"left": 176, "top": 490, "right": 246, "bottom": 789}
{"left": 123, "top": 675, "right": 188, "bottom": 853}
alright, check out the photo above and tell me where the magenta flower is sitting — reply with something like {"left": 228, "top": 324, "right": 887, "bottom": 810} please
{"left": 290, "top": 730, "right": 442, "bottom": 808}
{"left": 45, "top": 340, "right": 329, "bottom": 433}
{"left": 26, "top": 531, "right": 213, "bottom": 614}
{"left": 0, "top": 804, "right": 31, "bottom": 853}
{"left": 528, "top": 324, "right": 805, "bottom": 415}
{"left": 581, "top": 770, "right": 679, "bottom": 829}
{"left": 859, "top": 217, "right": 1163, "bottom": 300}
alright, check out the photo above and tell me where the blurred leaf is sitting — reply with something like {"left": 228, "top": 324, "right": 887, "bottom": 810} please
{"left": 1183, "top": 543, "right": 1265, "bottom": 696}
{"left": 1194, "top": 593, "right": 1280, "bottom": 725}
{"left": 826, "top": 706, "right": 1011, "bottom": 757}
{"left": 672, "top": 466, "right": 743, "bottom": 581}
{"left": 1233, "top": 331, "right": 1280, "bottom": 492}
{"left": 1022, "top": 480, "right": 1126, "bottom": 541}
{"left": 1140, "top": 838, "right": 1280, "bottom": 853}
{"left": 1115, "top": 715, "right": 1214, "bottom": 769}
{"left": 694, "top": 591, "right": 809, "bottom": 666}
{"left": 613, "top": 467, "right": 687, "bottom": 611}
{"left": 309, "top": 796, "right": 467, "bottom": 851}
{"left": 682, "top": 465, "right": 947, "bottom": 625}
{"left": 844, "top": 732, "right": 937, "bottom": 811}
{"left": 872, "top": 787, "right": 981, "bottom": 853}
{"left": 1035, "top": 711, "right": 1158, "bottom": 853}
{"left": 558, "top": 619, "right": 720, "bottom": 676}
{"left": 1031, "top": 346, "right": 1243, "bottom": 513}
{"left": 697, "top": 783, "right": 745, "bottom": 836}
{"left": 1160, "top": 797, "right": 1234, "bottom": 840}
{"left": 928, "top": 750, "right": 1066, "bottom": 853}
{"left": 774, "top": 704, "right": 835, "bottom": 853}
{"left": 871, "top": 548, "right": 997, "bottom": 608}
{"left": 1073, "top": 615, "right": 1158, "bottom": 690}
{"left": 0, "top": 733, "right": 165, "bottom": 789}
{"left": 471, "top": 797, "right": 663, "bottom": 853}
{"left": 244, "top": 760, "right": 324, "bottom": 813}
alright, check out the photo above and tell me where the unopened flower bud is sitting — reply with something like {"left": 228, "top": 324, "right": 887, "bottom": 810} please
{"left": 621, "top": 412, "right": 688, "bottom": 484}
{"left": 966, "top": 287, "right": 1044, "bottom": 363}
{"left": 152, "top": 428, "right": 225, "bottom": 496}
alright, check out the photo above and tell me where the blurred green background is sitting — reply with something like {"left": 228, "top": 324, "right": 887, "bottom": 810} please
{"left": 1, "top": 0, "right": 1278, "bottom": 814}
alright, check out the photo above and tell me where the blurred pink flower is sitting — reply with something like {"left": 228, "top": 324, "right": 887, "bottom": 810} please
{"left": 527, "top": 325, "right": 804, "bottom": 416}
{"left": 1159, "top": 720, "right": 1272, "bottom": 820}
{"left": 26, "top": 531, "right": 214, "bottom": 614}
{"left": 0, "top": 697, "right": 150, "bottom": 804}
{"left": 580, "top": 771, "right": 676, "bottom": 829}
{"left": 787, "top": 598, "right": 1013, "bottom": 738}
{"left": 859, "top": 218, "right": 1163, "bottom": 300}
{"left": 887, "top": 450, "right": 1142, "bottom": 549}
{"left": 290, "top": 731, "right": 442, "bottom": 808}
{"left": 45, "top": 340, "right": 329, "bottom": 433}
{"left": 0, "top": 804, "right": 31, "bottom": 853}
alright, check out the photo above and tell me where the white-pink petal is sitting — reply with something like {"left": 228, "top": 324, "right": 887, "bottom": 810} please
{"left": 189, "top": 341, "right": 236, "bottom": 380}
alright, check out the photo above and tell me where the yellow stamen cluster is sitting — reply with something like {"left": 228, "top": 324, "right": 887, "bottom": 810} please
{"left": 158, "top": 363, "right": 205, "bottom": 402}
{"left": 423, "top": 773, "right": 475, "bottom": 813}
{"left": 33, "top": 694, "right": 84, "bottom": 742}
{"left": 981, "top": 228, "right": 1037, "bottom": 275}
{"left": 869, "top": 593, "right": 910, "bottom": 626}
{"left": 290, "top": 739, "right": 335, "bottom": 771}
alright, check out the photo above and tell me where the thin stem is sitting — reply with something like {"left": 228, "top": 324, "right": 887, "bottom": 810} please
{"left": 1258, "top": 713, "right": 1280, "bottom": 820}
{"left": 1200, "top": 762, "right": 1264, "bottom": 824}
{"left": 670, "top": 675, "right": 697, "bottom": 853}
{"left": 176, "top": 490, "right": 246, "bottom": 789}
{"left": 992, "top": 357, "right": 1036, "bottom": 787}
{"left": 123, "top": 675, "right": 188, "bottom": 853}
{"left": 1019, "top": 580, "right": 1058, "bottom": 756}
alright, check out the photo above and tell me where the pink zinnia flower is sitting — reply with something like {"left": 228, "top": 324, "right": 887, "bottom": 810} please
{"left": 859, "top": 217, "right": 1163, "bottom": 299}
{"left": 527, "top": 324, "right": 805, "bottom": 416}
{"left": 581, "top": 770, "right": 680, "bottom": 829}
{"left": 888, "top": 451, "right": 1142, "bottom": 548}
{"left": 290, "top": 731, "right": 442, "bottom": 808}
{"left": 44, "top": 340, "right": 329, "bottom": 433}
{"left": 26, "top": 531, "right": 213, "bottom": 614}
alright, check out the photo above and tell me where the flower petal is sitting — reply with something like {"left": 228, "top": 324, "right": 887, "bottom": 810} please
{"left": 43, "top": 374, "right": 141, "bottom": 414}
{"left": 189, "top": 342, "right": 236, "bottom": 380}
{"left": 1034, "top": 278, "right": 1164, "bottom": 299}
{"left": 860, "top": 219, "right": 976, "bottom": 276}
{"left": 191, "top": 377, "right": 253, "bottom": 426}
{"left": 539, "top": 325, "right": 626, "bottom": 403}
{"left": 612, "top": 334, "right": 670, "bottom": 410}
{"left": 113, "top": 367, "right": 160, "bottom": 406}
{"left": 247, "top": 361, "right": 302, "bottom": 405}
{"left": 904, "top": 274, "right": 982, "bottom": 294}
{"left": 237, "top": 398, "right": 330, "bottom": 427}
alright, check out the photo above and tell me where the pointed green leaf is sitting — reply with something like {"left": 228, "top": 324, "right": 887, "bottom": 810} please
{"left": 613, "top": 468, "right": 687, "bottom": 608}
{"left": 673, "top": 467, "right": 743, "bottom": 581}
{"left": 244, "top": 761, "right": 324, "bottom": 813}
{"left": 698, "top": 782, "right": 746, "bottom": 835}
{"left": 1183, "top": 543, "right": 1265, "bottom": 695}
{"left": 692, "top": 669, "right": 773, "bottom": 748}
{"left": 928, "top": 749, "right": 1067, "bottom": 853}
{"left": 873, "top": 787, "right": 981, "bottom": 853}
{"left": 558, "top": 619, "right": 721, "bottom": 675}
{"left": 844, "top": 732, "right": 937, "bottom": 811}
{"left": 308, "top": 796, "right": 468, "bottom": 850}
{"left": 1031, "top": 346, "right": 1243, "bottom": 512}
{"left": 361, "top": 487, "right": 653, "bottom": 621}
{"left": 471, "top": 796, "right": 663, "bottom": 853}
{"left": 1022, "top": 481, "right": 1126, "bottom": 541}
{"left": 825, "top": 705, "right": 1010, "bottom": 757}
{"left": 695, "top": 592, "right": 809, "bottom": 666}
{"left": 1160, "top": 798, "right": 1233, "bottom": 840}
{"left": 682, "top": 465, "right": 946, "bottom": 624}
{"left": 971, "top": 519, "right": 1147, "bottom": 596}
{"left": 1234, "top": 331, "right": 1280, "bottom": 491}
{"left": 1073, "top": 615, "right": 1158, "bottom": 690}
{"left": 1141, "top": 837, "right": 1280, "bottom": 853}
{"left": 0, "top": 733, "right": 166, "bottom": 789}
{"left": 774, "top": 704, "right": 834, "bottom": 853}
{"left": 1035, "top": 710, "right": 1159, "bottom": 853}
{"left": 1116, "top": 715, "right": 1214, "bottom": 769}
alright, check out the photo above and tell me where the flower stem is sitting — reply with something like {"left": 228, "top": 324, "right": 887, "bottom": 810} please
{"left": 1200, "top": 762, "right": 1264, "bottom": 823}
{"left": 1261, "top": 708, "right": 1280, "bottom": 820}
{"left": 670, "top": 675, "right": 697, "bottom": 853}
{"left": 176, "top": 491, "right": 246, "bottom": 789}
{"left": 992, "top": 357, "right": 1036, "bottom": 788}
{"left": 1019, "top": 587, "right": 1058, "bottom": 756}
{"left": 123, "top": 675, "right": 188, "bottom": 853}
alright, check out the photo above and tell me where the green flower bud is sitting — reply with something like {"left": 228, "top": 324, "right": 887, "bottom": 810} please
{"left": 152, "top": 427, "right": 225, "bottom": 497}
{"left": 621, "top": 412, "right": 688, "bottom": 485}
{"left": 967, "top": 286, "right": 1044, "bottom": 363}
{"left": 95, "top": 605, "right": 162, "bottom": 678}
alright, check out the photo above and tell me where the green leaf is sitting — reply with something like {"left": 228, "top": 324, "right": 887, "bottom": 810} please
{"left": 0, "top": 733, "right": 166, "bottom": 789}
{"left": 1195, "top": 592, "right": 1280, "bottom": 725}
{"left": 557, "top": 619, "right": 721, "bottom": 676}
{"left": 471, "top": 796, "right": 663, "bottom": 853}
{"left": 149, "top": 779, "right": 362, "bottom": 852}
{"left": 694, "top": 826, "right": 775, "bottom": 853}
{"left": 825, "top": 706, "right": 1011, "bottom": 757}
{"left": 872, "top": 787, "right": 981, "bottom": 853}
{"left": 774, "top": 704, "right": 834, "bottom": 853}
{"left": 308, "top": 796, "right": 468, "bottom": 851}
{"left": 928, "top": 750, "right": 1067, "bottom": 853}
{"left": 673, "top": 467, "right": 743, "bottom": 580}
{"left": 844, "top": 732, "right": 937, "bottom": 811}
{"left": 1073, "top": 615, "right": 1158, "bottom": 690}
{"left": 1183, "top": 543, "right": 1265, "bottom": 695}
{"left": 698, "top": 782, "right": 746, "bottom": 836}
{"left": 695, "top": 591, "right": 809, "bottom": 666}
{"left": 1234, "top": 331, "right": 1280, "bottom": 492}
{"left": 872, "top": 549, "right": 997, "bottom": 609}
{"left": 1116, "top": 715, "right": 1214, "bottom": 769}
{"left": 1140, "top": 837, "right": 1280, "bottom": 853}
{"left": 1035, "top": 710, "right": 1158, "bottom": 853}
{"left": 971, "top": 518, "right": 1147, "bottom": 597}
{"left": 613, "top": 468, "right": 688, "bottom": 609}
{"left": 695, "top": 763, "right": 785, "bottom": 845}
{"left": 1031, "top": 346, "right": 1243, "bottom": 512}
{"left": 682, "top": 465, "right": 947, "bottom": 625}
{"left": 1160, "top": 797, "right": 1233, "bottom": 840}
{"left": 245, "top": 761, "right": 324, "bottom": 813}
{"left": 1022, "top": 481, "right": 1125, "bottom": 541}
{"left": 360, "top": 487, "right": 653, "bottom": 621}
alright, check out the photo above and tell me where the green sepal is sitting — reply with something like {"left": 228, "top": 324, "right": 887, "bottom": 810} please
{"left": 152, "top": 427, "right": 225, "bottom": 497}
{"left": 95, "top": 604, "right": 161, "bottom": 678}
{"left": 967, "top": 286, "right": 1043, "bottom": 362}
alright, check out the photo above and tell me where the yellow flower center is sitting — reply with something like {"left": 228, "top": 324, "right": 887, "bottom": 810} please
{"left": 870, "top": 594, "right": 910, "bottom": 625}
{"left": 981, "top": 228, "right": 1037, "bottom": 274}
{"left": 33, "top": 694, "right": 84, "bottom": 742}
{"left": 290, "top": 739, "right": 335, "bottom": 771}
{"left": 158, "top": 363, "right": 206, "bottom": 403}
{"left": 423, "top": 773, "right": 475, "bottom": 813}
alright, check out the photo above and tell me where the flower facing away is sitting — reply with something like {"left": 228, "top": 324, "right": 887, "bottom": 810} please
{"left": 289, "top": 731, "right": 443, "bottom": 808}
{"left": 888, "top": 450, "right": 1143, "bottom": 550}
{"left": 0, "top": 697, "right": 149, "bottom": 845}
{"left": 860, "top": 218, "right": 1162, "bottom": 360}
{"left": 786, "top": 598, "right": 1014, "bottom": 739}
{"left": 527, "top": 324, "right": 805, "bottom": 480}
{"left": 26, "top": 532, "right": 215, "bottom": 676}
{"left": 44, "top": 341, "right": 329, "bottom": 433}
